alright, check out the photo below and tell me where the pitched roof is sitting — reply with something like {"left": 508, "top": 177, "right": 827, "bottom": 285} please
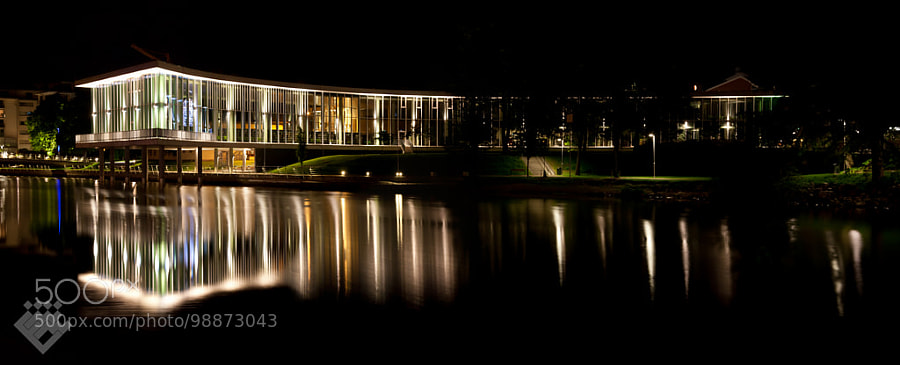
{"left": 693, "top": 72, "right": 784, "bottom": 98}
{"left": 705, "top": 72, "right": 757, "bottom": 92}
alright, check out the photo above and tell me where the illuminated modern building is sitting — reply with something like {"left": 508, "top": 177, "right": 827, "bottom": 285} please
{"left": 74, "top": 61, "right": 464, "bottom": 177}
{"left": 687, "top": 72, "right": 786, "bottom": 144}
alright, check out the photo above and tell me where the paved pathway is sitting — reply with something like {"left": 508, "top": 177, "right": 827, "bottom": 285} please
{"left": 521, "top": 156, "right": 555, "bottom": 176}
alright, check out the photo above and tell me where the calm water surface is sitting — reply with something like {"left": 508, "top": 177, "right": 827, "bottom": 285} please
{"left": 1, "top": 176, "right": 898, "bottom": 361}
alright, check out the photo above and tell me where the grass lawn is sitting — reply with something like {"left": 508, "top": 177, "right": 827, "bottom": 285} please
{"left": 269, "top": 153, "right": 527, "bottom": 177}
{"left": 615, "top": 176, "right": 712, "bottom": 181}
{"left": 268, "top": 153, "right": 717, "bottom": 182}
{"left": 787, "top": 171, "right": 900, "bottom": 185}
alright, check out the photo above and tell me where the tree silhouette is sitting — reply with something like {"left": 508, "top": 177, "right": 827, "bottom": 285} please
{"left": 521, "top": 94, "right": 556, "bottom": 175}
{"left": 607, "top": 84, "right": 649, "bottom": 177}
{"left": 26, "top": 93, "right": 89, "bottom": 156}
{"left": 566, "top": 97, "right": 608, "bottom": 176}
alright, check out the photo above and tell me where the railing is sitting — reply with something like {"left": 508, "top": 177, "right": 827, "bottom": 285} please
{"left": 76, "top": 129, "right": 215, "bottom": 143}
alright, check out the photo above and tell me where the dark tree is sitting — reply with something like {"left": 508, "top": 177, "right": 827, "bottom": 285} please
{"left": 521, "top": 95, "right": 556, "bottom": 176}
{"left": 567, "top": 98, "right": 607, "bottom": 176}
{"left": 818, "top": 68, "right": 898, "bottom": 185}
{"left": 607, "top": 85, "right": 648, "bottom": 177}
{"left": 26, "top": 93, "right": 90, "bottom": 156}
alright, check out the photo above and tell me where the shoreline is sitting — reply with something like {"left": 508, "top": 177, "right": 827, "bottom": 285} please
{"left": 0, "top": 168, "right": 705, "bottom": 199}
{"left": 1, "top": 168, "right": 896, "bottom": 219}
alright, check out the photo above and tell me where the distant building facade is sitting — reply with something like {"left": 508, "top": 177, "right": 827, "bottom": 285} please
{"left": 0, "top": 90, "right": 38, "bottom": 153}
{"left": 0, "top": 87, "right": 77, "bottom": 155}
{"left": 687, "top": 72, "right": 787, "bottom": 145}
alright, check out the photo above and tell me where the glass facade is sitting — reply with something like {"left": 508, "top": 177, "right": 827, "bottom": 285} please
{"left": 690, "top": 95, "right": 784, "bottom": 143}
{"left": 77, "top": 65, "right": 793, "bottom": 156}
{"left": 80, "top": 64, "right": 463, "bottom": 147}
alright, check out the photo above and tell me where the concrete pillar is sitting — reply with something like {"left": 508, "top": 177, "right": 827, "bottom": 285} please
{"left": 98, "top": 147, "right": 105, "bottom": 183}
{"left": 158, "top": 146, "right": 165, "bottom": 184}
{"left": 107, "top": 148, "right": 115, "bottom": 184}
{"left": 228, "top": 147, "right": 234, "bottom": 174}
{"left": 123, "top": 148, "right": 131, "bottom": 184}
{"left": 177, "top": 147, "right": 183, "bottom": 185}
{"left": 142, "top": 146, "right": 149, "bottom": 184}
{"left": 196, "top": 146, "right": 202, "bottom": 186}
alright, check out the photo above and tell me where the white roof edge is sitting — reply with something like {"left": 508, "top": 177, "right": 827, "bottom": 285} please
{"left": 75, "top": 61, "right": 461, "bottom": 98}
{"left": 692, "top": 94, "right": 787, "bottom": 99}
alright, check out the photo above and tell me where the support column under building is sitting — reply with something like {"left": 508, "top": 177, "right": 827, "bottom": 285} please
{"left": 158, "top": 146, "right": 165, "bottom": 184}
{"left": 177, "top": 147, "right": 183, "bottom": 185}
{"left": 142, "top": 146, "right": 148, "bottom": 184}
{"left": 123, "top": 148, "right": 131, "bottom": 185}
{"left": 98, "top": 147, "right": 105, "bottom": 183}
{"left": 107, "top": 148, "right": 115, "bottom": 184}
{"left": 229, "top": 148, "right": 234, "bottom": 174}
{"left": 196, "top": 146, "right": 202, "bottom": 186}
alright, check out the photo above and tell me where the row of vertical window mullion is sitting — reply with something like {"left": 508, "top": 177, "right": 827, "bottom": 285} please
{"left": 92, "top": 88, "right": 98, "bottom": 133}
{"left": 239, "top": 84, "right": 244, "bottom": 142}
{"left": 85, "top": 75, "right": 461, "bottom": 145}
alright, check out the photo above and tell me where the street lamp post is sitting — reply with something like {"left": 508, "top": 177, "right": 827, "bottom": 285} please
{"left": 556, "top": 138, "right": 563, "bottom": 175}
{"left": 558, "top": 125, "right": 566, "bottom": 176}
{"left": 651, "top": 133, "right": 656, "bottom": 178}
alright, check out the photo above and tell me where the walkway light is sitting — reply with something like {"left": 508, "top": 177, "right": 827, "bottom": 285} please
{"left": 557, "top": 138, "right": 564, "bottom": 174}
{"left": 722, "top": 121, "right": 734, "bottom": 140}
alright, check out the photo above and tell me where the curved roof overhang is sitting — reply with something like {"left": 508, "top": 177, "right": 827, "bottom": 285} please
{"left": 75, "top": 61, "right": 460, "bottom": 98}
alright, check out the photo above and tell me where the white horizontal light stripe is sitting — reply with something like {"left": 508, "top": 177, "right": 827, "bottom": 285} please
{"left": 77, "top": 66, "right": 460, "bottom": 100}
{"left": 691, "top": 95, "right": 786, "bottom": 99}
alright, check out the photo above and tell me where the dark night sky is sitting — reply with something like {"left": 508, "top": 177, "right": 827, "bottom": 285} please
{"left": 4, "top": 4, "right": 894, "bottom": 101}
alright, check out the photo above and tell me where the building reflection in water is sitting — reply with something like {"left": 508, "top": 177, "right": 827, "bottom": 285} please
{"left": 824, "top": 227, "right": 867, "bottom": 317}
{"left": 679, "top": 215, "right": 691, "bottom": 300}
{"left": 77, "top": 185, "right": 458, "bottom": 311}
{"left": 595, "top": 207, "right": 611, "bottom": 276}
{"left": 0, "top": 177, "right": 75, "bottom": 251}
{"left": 642, "top": 219, "right": 656, "bottom": 301}
{"left": 848, "top": 229, "right": 863, "bottom": 297}
{"left": 59, "top": 177, "right": 874, "bottom": 318}
{"left": 553, "top": 205, "right": 566, "bottom": 286}
{"left": 784, "top": 217, "right": 868, "bottom": 317}
{"left": 716, "top": 219, "right": 734, "bottom": 306}
{"left": 825, "top": 230, "right": 845, "bottom": 317}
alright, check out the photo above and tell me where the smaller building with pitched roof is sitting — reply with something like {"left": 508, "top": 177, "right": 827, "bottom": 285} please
{"left": 681, "top": 72, "right": 787, "bottom": 145}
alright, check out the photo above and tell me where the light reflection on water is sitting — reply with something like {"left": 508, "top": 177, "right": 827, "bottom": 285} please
{"left": 76, "top": 185, "right": 459, "bottom": 313}
{"left": 1, "top": 176, "right": 897, "bottom": 324}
